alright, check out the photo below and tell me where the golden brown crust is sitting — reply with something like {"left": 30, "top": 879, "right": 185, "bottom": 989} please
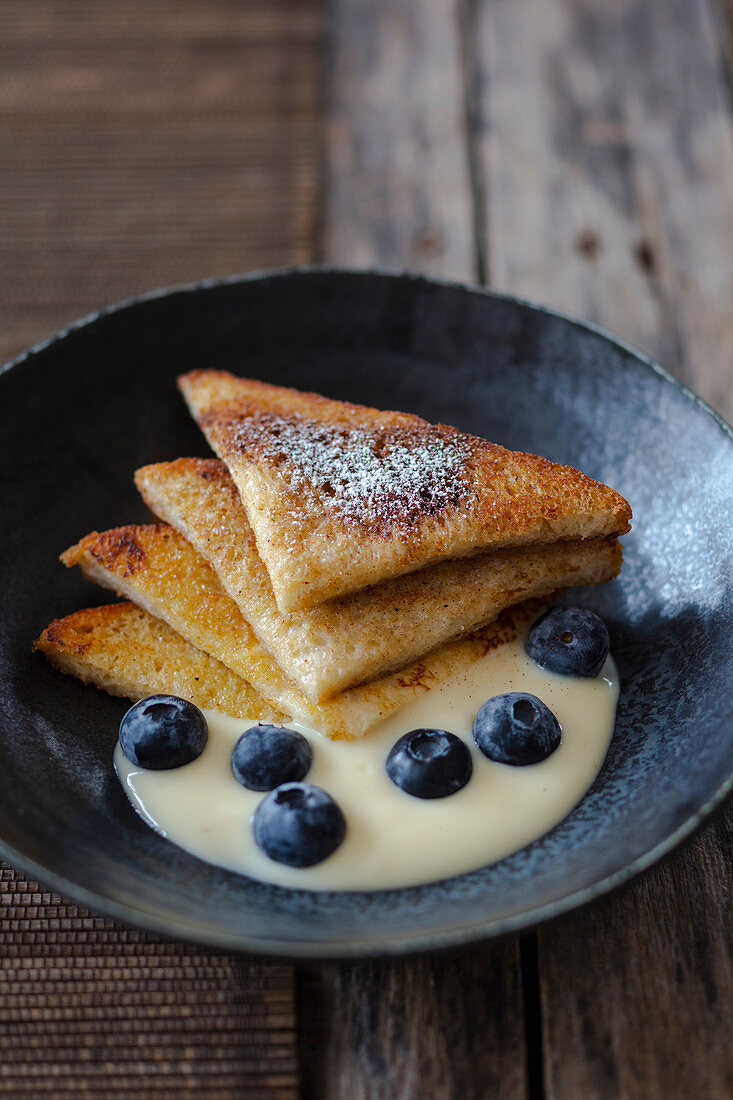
{"left": 34, "top": 603, "right": 285, "bottom": 720}
{"left": 37, "top": 602, "right": 120, "bottom": 656}
{"left": 178, "top": 371, "right": 632, "bottom": 611}
{"left": 35, "top": 596, "right": 559, "bottom": 741}
{"left": 62, "top": 527, "right": 155, "bottom": 577}
{"left": 136, "top": 457, "right": 622, "bottom": 703}
{"left": 60, "top": 523, "right": 610, "bottom": 739}
{"left": 60, "top": 524, "right": 317, "bottom": 721}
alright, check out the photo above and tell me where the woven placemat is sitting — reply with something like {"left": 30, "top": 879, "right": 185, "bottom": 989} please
{"left": 0, "top": 0, "right": 322, "bottom": 367}
{"left": 0, "top": 1, "right": 323, "bottom": 1093}
{"left": 0, "top": 865, "right": 298, "bottom": 1098}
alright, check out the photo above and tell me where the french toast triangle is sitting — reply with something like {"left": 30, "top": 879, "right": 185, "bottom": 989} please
{"left": 34, "top": 603, "right": 285, "bottom": 722}
{"left": 54, "top": 525, "right": 556, "bottom": 740}
{"left": 178, "top": 371, "right": 632, "bottom": 613}
{"left": 135, "top": 458, "right": 623, "bottom": 704}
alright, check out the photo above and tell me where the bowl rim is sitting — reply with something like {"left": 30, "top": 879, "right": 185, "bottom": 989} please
{"left": 2, "top": 264, "right": 732, "bottom": 959}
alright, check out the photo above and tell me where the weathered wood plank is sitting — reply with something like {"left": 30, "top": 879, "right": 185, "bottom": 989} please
{"left": 323, "top": 0, "right": 475, "bottom": 278}
{"left": 307, "top": 2, "right": 528, "bottom": 1096}
{"left": 471, "top": 0, "right": 733, "bottom": 1094}
{"left": 538, "top": 814, "right": 733, "bottom": 1100}
{"left": 473, "top": 0, "right": 733, "bottom": 422}
{"left": 298, "top": 952, "right": 527, "bottom": 1100}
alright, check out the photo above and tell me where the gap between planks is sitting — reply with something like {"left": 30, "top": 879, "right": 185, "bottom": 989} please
{"left": 302, "top": 1, "right": 532, "bottom": 1098}
{"left": 303, "top": 0, "right": 733, "bottom": 1097}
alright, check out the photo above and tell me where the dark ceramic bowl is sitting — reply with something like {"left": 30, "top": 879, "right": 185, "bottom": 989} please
{"left": 1, "top": 269, "right": 731, "bottom": 958}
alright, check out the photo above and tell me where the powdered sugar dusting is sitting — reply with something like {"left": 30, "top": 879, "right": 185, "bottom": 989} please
{"left": 229, "top": 414, "right": 471, "bottom": 529}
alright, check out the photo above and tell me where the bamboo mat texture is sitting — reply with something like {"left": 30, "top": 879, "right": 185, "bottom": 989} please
{"left": 0, "top": 0, "right": 321, "bottom": 364}
{"left": 0, "top": 2, "right": 322, "bottom": 1095}
{"left": 0, "top": 866, "right": 297, "bottom": 1098}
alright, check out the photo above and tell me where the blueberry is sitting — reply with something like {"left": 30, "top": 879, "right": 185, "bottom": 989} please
{"left": 231, "top": 725, "right": 312, "bottom": 791}
{"left": 386, "top": 728, "right": 473, "bottom": 799}
{"left": 473, "top": 692, "right": 561, "bottom": 766}
{"left": 525, "top": 606, "right": 609, "bottom": 678}
{"left": 119, "top": 695, "right": 208, "bottom": 770}
{"left": 253, "top": 783, "right": 346, "bottom": 867}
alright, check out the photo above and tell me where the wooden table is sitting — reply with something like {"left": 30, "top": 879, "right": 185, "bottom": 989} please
{"left": 1, "top": 2, "right": 731, "bottom": 1096}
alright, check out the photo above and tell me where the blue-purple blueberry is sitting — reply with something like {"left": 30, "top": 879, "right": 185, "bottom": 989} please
{"left": 253, "top": 783, "right": 346, "bottom": 867}
{"left": 232, "top": 725, "right": 312, "bottom": 791}
{"left": 525, "top": 606, "right": 609, "bottom": 678}
{"left": 119, "top": 695, "right": 208, "bottom": 770}
{"left": 386, "top": 728, "right": 473, "bottom": 799}
{"left": 473, "top": 692, "right": 561, "bottom": 766}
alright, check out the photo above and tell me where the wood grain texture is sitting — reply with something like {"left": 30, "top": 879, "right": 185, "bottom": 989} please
{"left": 311, "top": 2, "right": 528, "bottom": 1096}
{"left": 0, "top": 0, "right": 323, "bottom": 366}
{"left": 297, "top": 953, "right": 527, "bottom": 1100}
{"left": 472, "top": 0, "right": 733, "bottom": 422}
{"left": 323, "top": 0, "right": 476, "bottom": 278}
{"left": 470, "top": 0, "right": 733, "bottom": 1094}
{"left": 538, "top": 813, "right": 733, "bottom": 1100}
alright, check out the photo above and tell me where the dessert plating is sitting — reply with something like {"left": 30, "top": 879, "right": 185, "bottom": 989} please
{"left": 36, "top": 372, "right": 631, "bottom": 890}
{"left": 114, "top": 630, "right": 619, "bottom": 891}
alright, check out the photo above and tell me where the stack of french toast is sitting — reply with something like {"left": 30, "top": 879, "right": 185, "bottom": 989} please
{"left": 35, "top": 372, "right": 631, "bottom": 739}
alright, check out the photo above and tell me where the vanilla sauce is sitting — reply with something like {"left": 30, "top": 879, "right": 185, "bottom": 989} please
{"left": 114, "top": 633, "right": 618, "bottom": 891}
